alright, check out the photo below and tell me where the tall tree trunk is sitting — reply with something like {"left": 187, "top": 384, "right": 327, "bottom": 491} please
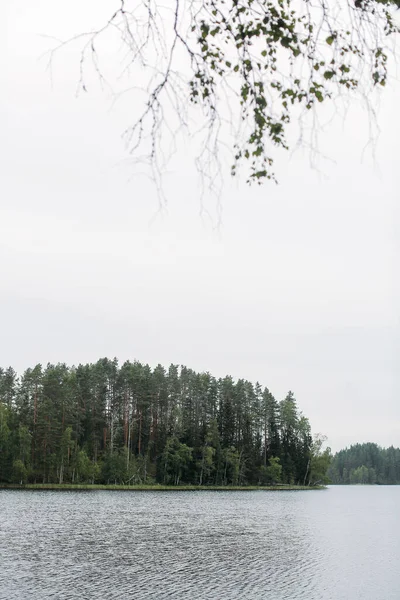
{"left": 124, "top": 391, "right": 128, "bottom": 447}
{"left": 103, "top": 427, "right": 107, "bottom": 450}
{"left": 110, "top": 414, "right": 114, "bottom": 454}
{"left": 303, "top": 457, "right": 311, "bottom": 486}
{"left": 127, "top": 414, "right": 131, "bottom": 470}
{"left": 264, "top": 419, "right": 267, "bottom": 467}
{"left": 138, "top": 410, "right": 142, "bottom": 455}
{"left": 199, "top": 446, "right": 205, "bottom": 485}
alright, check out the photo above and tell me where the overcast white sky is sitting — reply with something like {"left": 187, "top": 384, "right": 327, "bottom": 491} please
{"left": 1, "top": 1, "right": 399, "bottom": 452}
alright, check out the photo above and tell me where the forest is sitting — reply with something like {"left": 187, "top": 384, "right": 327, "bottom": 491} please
{"left": 328, "top": 443, "right": 400, "bottom": 485}
{"left": 0, "top": 359, "right": 330, "bottom": 487}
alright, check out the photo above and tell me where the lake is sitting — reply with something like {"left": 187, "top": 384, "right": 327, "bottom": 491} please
{"left": 0, "top": 486, "right": 399, "bottom": 599}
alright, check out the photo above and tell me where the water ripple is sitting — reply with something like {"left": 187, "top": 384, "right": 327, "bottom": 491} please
{"left": 1, "top": 487, "right": 399, "bottom": 600}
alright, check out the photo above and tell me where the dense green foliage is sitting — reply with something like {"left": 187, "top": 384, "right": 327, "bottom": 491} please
{"left": 328, "top": 443, "right": 400, "bottom": 484}
{"left": 0, "top": 360, "right": 329, "bottom": 486}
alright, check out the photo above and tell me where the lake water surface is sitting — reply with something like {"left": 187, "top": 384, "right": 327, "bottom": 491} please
{"left": 0, "top": 486, "right": 399, "bottom": 599}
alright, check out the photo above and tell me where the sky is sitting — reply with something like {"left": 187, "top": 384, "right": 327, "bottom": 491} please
{"left": 1, "top": 1, "right": 399, "bottom": 452}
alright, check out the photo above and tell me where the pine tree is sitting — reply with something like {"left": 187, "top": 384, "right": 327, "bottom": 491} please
{"left": 0, "top": 359, "right": 330, "bottom": 486}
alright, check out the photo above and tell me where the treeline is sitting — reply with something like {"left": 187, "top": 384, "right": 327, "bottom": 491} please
{"left": 328, "top": 443, "right": 400, "bottom": 485}
{"left": 0, "top": 359, "right": 330, "bottom": 486}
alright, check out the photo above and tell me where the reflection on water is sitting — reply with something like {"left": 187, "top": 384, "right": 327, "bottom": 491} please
{"left": 0, "top": 487, "right": 399, "bottom": 599}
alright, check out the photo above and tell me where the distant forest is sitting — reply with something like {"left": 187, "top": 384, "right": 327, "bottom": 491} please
{"left": 328, "top": 443, "right": 400, "bottom": 485}
{"left": 0, "top": 359, "right": 330, "bottom": 486}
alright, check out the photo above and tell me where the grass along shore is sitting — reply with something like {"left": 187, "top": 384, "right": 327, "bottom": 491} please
{"left": 0, "top": 483, "right": 325, "bottom": 491}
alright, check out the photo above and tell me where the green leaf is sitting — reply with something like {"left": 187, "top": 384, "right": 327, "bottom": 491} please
{"left": 315, "top": 90, "right": 324, "bottom": 102}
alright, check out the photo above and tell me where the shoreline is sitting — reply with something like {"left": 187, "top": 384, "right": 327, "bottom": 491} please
{"left": 0, "top": 483, "right": 325, "bottom": 492}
